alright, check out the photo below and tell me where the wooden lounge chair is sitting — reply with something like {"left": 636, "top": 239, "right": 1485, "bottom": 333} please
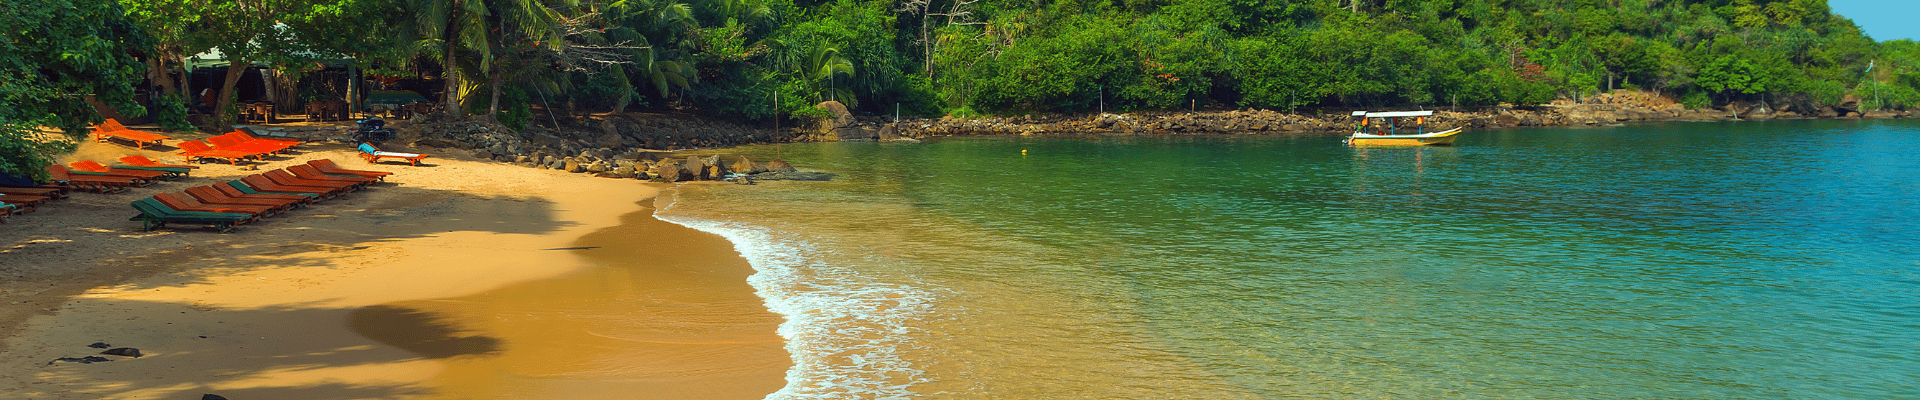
{"left": 306, "top": 159, "right": 390, "bottom": 181}
{"left": 0, "top": 201, "right": 19, "bottom": 222}
{"left": 107, "top": 162, "right": 192, "bottom": 178}
{"left": 288, "top": 164, "right": 379, "bottom": 186}
{"left": 207, "top": 135, "right": 282, "bottom": 159}
{"left": 154, "top": 192, "right": 276, "bottom": 217}
{"left": 130, "top": 198, "right": 253, "bottom": 233}
{"left": 178, "top": 140, "right": 259, "bottom": 164}
{"left": 120, "top": 155, "right": 199, "bottom": 170}
{"left": 220, "top": 181, "right": 321, "bottom": 201}
{"left": 70, "top": 160, "right": 177, "bottom": 181}
{"left": 0, "top": 186, "right": 68, "bottom": 200}
{"left": 46, "top": 165, "right": 142, "bottom": 191}
{"left": 264, "top": 169, "right": 361, "bottom": 192}
{"left": 240, "top": 175, "right": 345, "bottom": 199}
{"left": 218, "top": 131, "right": 297, "bottom": 153}
{"left": 0, "top": 195, "right": 47, "bottom": 213}
{"left": 358, "top": 143, "right": 430, "bottom": 166}
{"left": 91, "top": 119, "right": 173, "bottom": 149}
{"left": 229, "top": 130, "right": 301, "bottom": 149}
{"left": 210, "top": 182, "right": 315, "bottom": 206}
{"left": 182, "top": 186, "right": 297, "bottom": 215}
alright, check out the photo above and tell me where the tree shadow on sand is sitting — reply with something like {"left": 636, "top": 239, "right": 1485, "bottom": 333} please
{"left": 0, "top": 178, "right": 634, "bottom": 399}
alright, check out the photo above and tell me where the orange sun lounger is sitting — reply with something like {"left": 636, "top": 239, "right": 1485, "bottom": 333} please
{"left": 120, "top": 155, "right": 199, "bottom": 170}
{"left": 229, "top": 130, "right": 301, "bottom": 149}
{"left": 209, "top": 182, "right": 315, "bottom": 206}
{"left": 179, "top": 140, "right": 260, "bottom": 164}
{"left": 154, "top": 192, "right": 276, "bottom": 217}
{"left": 287, "top": 164, "right": 379, "bottom": 186}
{"left": 183, "top": 186, "right": 298, "bottom": 215}
{"left": 91, "top": 119, "right": 172, "bottom": 149}
{"left": 264, "top": 169, "right": 361, "bottom": 192}
{"left": 240, "top": 174, "right": 345, "bottom": 199}
{"left": 207, "top": 134, "right": 284, "bottom": 159}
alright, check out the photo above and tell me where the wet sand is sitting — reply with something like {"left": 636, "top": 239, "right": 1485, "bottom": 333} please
{"left": 0, "top": 136, "right": 787, "bottom": 399}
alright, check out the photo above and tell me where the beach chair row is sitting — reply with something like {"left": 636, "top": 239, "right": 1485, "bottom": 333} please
{"left": 39, "top": 155, "right": 199, "bottom": 193}
{"left": 131, "top": 159, "right": 393, "bottom": 233}
{"left": 180, "top": 129, "right": 303, "bottom": 164}
{"left": 0, "top": 185, "right": 68, "bottom": 223}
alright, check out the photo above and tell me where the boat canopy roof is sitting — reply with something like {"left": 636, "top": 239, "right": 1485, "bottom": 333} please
{"left": 1351, "top": 110, "right": 1435, "bottom": 118}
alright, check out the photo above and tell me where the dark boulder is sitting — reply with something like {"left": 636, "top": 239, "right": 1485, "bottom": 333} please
{"left": 733, "top": 156, "right": 766, "bottom": 174}
{"left": 683, "top": 156, "right": 711, "bottom": 180}
{"left": 652, "top": 162, "right": 690, "bottom": 182}
{"left": 765, "top": 159, "right": 796, "bottom": 173}
{"left": 101, "top": 347, "right": 143, "bottom": 358}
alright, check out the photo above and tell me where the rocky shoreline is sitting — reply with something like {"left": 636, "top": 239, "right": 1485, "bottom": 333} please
{"left": 386, "top": 91, "right": 1912, "bottom": 183}
{"left": 844, "top": 91, "right": 1913, "bottom": 139}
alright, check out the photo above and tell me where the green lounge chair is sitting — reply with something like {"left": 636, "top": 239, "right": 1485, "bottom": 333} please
{"left": 221, "top": 181, "right": 320, "bottom": 200}
{"left": 130, "top": 198, "right": 254, "bottom": 233}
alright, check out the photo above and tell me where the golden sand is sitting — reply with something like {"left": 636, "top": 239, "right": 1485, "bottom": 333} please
{"left": 0, "top": 136, "right": 787, "bottom": 399}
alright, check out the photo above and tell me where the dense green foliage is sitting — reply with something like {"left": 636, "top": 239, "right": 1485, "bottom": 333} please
{"left": 2, "top": 0, "right": 149, "bottom": 180}
{"left": 8, "top": 0, "right": 1920, "bottom": 169}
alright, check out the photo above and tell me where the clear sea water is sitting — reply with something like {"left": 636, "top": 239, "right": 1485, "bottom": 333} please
{"left": 655, "top": 119, "right": 1920, "bottom": 399}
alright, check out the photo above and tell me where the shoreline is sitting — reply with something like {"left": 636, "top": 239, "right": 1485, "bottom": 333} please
{"left": 0, "top": 139, "right": 787, "bottom": 398}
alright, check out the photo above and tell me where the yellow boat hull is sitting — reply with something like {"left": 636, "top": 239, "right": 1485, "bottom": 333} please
{"left": 1347, "top": 128, "right": 1462, "bottom": 146}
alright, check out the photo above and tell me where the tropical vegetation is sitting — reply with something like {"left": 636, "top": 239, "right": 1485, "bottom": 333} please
{"left": 6, "top": 0, "right": 1920, "bottom": 178}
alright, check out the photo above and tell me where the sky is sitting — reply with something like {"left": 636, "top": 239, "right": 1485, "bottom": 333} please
{"left": 1827, "top": 0, "right": 1920, "bottom": 42}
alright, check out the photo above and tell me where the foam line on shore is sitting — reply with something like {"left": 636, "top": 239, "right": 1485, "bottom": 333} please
{"left": 655, "top": 188, "right": 937, "bottom": 399}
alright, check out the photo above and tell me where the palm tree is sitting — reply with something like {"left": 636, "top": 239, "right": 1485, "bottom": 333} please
{"left": 803, "top": 44, "right": 855, "bottom": 106}
{"left": 602, "top": 0, "right": 697, "bottom": 111}
{"left": 403, "top": 0, "right": 492, "bottom": 114}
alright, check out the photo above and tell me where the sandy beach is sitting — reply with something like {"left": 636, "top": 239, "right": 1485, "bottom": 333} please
{"left": 0, "top": 134, "right": 788, "bottom": 399}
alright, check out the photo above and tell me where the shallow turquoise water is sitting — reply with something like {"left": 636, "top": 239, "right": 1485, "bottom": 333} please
{"left": 659, "top": 119, "right": 1920, "bottom": 399}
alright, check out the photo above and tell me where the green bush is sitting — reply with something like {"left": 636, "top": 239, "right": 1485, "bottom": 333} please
{"left": 466, "top": 87, "right": 533, "bottom": 131}
{"left": 151, "top": 93, "right": 193, "bottom": 132}
{"left": 1681, "top": 91, "right": 1712, "bottom": 109}
{"left": 0, "top": 122, "right": 75, "bottom": 182}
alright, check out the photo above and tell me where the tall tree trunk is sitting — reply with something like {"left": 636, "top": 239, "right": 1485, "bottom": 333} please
{"left": 214, "top": 59, "right": 250, "bottom": 127}
{"left": 441, "top": 0, "right": 463, "bottom": 114}
{"left": 487, "top": 68, "right": 503, "bottom": 123}
{"left": 147, "top": 58, "right": 176, "bottom": 96}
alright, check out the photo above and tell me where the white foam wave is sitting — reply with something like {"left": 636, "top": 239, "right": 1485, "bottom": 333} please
{"left": 656, "top": 191, "right": 936, "bottom": 400}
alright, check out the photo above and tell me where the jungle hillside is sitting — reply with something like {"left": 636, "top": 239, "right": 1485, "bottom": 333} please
{"left": 6, "top": 0, "right": 1920, "bottom": 178}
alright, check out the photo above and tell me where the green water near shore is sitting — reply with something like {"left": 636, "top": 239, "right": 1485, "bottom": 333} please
{"left": 659, "top": 119, "right": 1920, "bottom": 399}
